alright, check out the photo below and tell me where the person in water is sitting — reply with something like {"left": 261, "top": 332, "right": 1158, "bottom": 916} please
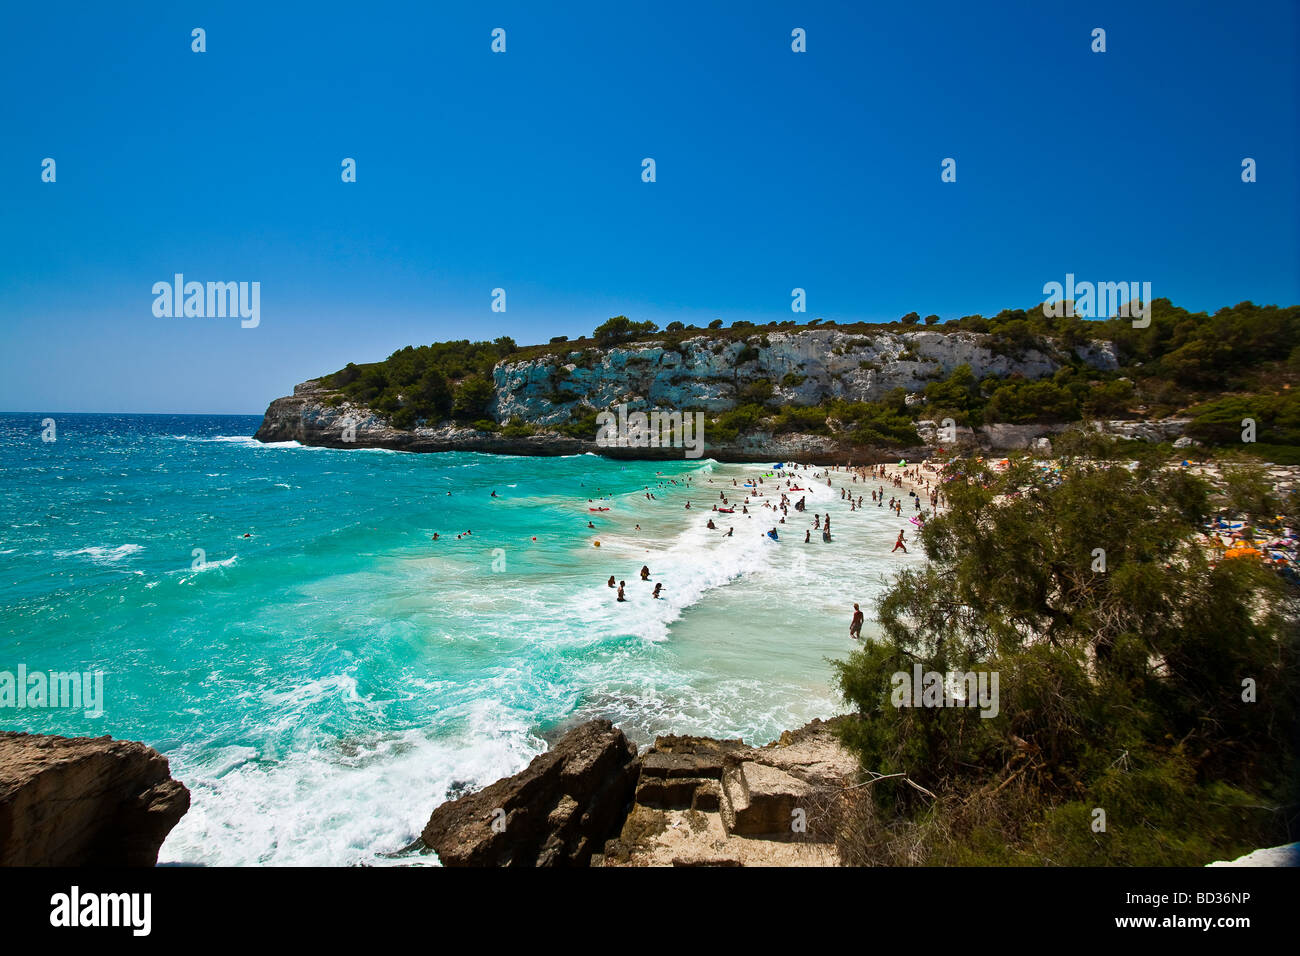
{"left": 652, "top": 583, "right": 663, "bottom": 599}
{"left": 432, "top": 533, "right": 439, "bottom": 541}
{"left": 491, "top": 490, "right": 497, "bottom": 497}
{"left": 640, "top": 565, "right": 650, "bottom": 580}
{"left": 804, "top": 529, "right": 811, "bottom": 543}
{"left": 707, "top": 518, "right": 717, "bottom": 529}
{"left": 850, "top": 603, "right": 864, "bottom": 640}
{"left": 607, "top": 575, "right": 616, "bottom": 588}
{"left": 892, "top": 530, "right": 908, "bottom": 553}
{"left": 617, "top": 581, "right": 627, "bottom": 601}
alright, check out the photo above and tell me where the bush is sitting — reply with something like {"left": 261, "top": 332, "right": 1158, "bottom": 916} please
{"left": 452, "top": 375, "right": 495, "bottom": 420}
{"left": 593, "top": 316, "right": 658, "bottom": 347}
{"left": 831, "top": 457, "right": 1299, "bottom": 865}
{"left": 738, "top": 380, "right": 774, "bottom": 406}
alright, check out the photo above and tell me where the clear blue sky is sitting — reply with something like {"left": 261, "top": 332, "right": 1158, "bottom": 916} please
{"left": 2, "top": 0, "right": 1297, "bottom": 414}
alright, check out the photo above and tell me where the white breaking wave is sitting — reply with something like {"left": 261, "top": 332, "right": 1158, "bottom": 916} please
{"left": 160, "top": 703, "right": 546, "bottom": 867}
{"left": 53, "top": 543, "right": 144, "bottom": 564}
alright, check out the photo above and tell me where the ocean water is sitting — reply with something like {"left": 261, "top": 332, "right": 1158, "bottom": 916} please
{"left": 0, "top": 412, "right": 923, "bottom": 865}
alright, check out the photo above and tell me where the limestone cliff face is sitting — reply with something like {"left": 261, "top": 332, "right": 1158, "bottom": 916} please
{"left": 255, "top": 328, "right": 1121, "bottom": 462}
{"left": 492, "top": 328, "right": 1118, "bottom": 424}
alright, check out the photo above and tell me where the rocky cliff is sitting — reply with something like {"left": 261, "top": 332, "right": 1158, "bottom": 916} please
{"left": 491, "top": 327, "right": 1117, "bottom": 423}
{"left": 256, "top": 327, "right": 1123, "bottom": 462}
{"left": 0, "top": 732, "right": 190, "bottom": 866}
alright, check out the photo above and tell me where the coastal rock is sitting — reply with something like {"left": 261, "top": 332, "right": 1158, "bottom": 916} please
{"left": 491, "top": 328, "right": 1117, "bottom": 425}
{"left": 0, "top": 732, "right": 190, "bottom": 866}
{"left": 254, "top": 327, "right": 1122, "bottom": 462}
{"left": 420, "top": 719, "right": 638, "bottom": 867}
{"left": 720, "top": 761, "right": 814, "bottom": 836}
{"left": 597, "top": 717, "right": 857, "bottom": 866}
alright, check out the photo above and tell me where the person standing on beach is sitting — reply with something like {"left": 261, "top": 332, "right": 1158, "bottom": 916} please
{"left": 850, "top": 603, "right": 864, "bottom": 639}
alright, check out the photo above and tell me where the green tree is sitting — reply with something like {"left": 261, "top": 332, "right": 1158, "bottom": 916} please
{"left": 452, "top": 375, "right": 495, "bottom": 420}
{"left": 832, "top": 458, "right": 1299, "bottom": 863}
{"left": 593, "top": 316, "right": 658, "bottom": 347}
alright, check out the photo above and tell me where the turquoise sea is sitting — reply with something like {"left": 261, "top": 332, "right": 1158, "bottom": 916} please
{"left": 0, "top": 412, "right": 921, "bottom": 865}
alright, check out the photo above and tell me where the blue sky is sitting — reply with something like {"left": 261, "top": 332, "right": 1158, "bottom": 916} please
{"left": 1, "top": 1, "right": 1297, "bottom": 414}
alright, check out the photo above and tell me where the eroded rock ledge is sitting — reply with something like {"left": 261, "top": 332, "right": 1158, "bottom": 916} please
{"left": 0, "top": 732, "right": 191, "bottom": 866}
{"left": 420, "top": 717, "right": 860, "bottom": 867}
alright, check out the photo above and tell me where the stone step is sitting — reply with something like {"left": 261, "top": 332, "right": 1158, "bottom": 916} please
{"left": 636, "top": 773, "right": 715, "bottom": 810}
{"left": 721, "top": 761, "right": 814, "bottom": 837}
{"left": 641, "top": 750, "right": 728, "bottom": 780}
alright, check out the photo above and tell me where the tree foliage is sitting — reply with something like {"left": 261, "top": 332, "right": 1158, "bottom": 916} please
{"left": 832, "top": 456, "right": 1300, "bottom": 864}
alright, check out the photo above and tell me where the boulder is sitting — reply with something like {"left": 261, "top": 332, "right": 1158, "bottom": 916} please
{"left": 420, "top": 719, "right": 639, "bottom": 866}
{"left": 721, "top": 761, "right": 814, "bottom": 837}
{"left": 0, "top": 732, "right": 190, "bottom": 866}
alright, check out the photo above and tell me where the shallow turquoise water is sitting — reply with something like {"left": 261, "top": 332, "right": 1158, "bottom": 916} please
{"left": 0, "top": 413, "right": 921, "bottom": 864}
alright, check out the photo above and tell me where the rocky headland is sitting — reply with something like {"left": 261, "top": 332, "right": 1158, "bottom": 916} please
{"left": 254, "top": 327, "right": 1158, "bottom": 462}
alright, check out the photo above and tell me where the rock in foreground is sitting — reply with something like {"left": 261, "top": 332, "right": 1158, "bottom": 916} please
{"left": 0, "top": 732, "right": 190, "bottom": 866}
{"left": 420, "top": 719, "right": 639, "bottom": 866}
{"left": 596, "top": 717, "right": 859, "bottom": 867}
